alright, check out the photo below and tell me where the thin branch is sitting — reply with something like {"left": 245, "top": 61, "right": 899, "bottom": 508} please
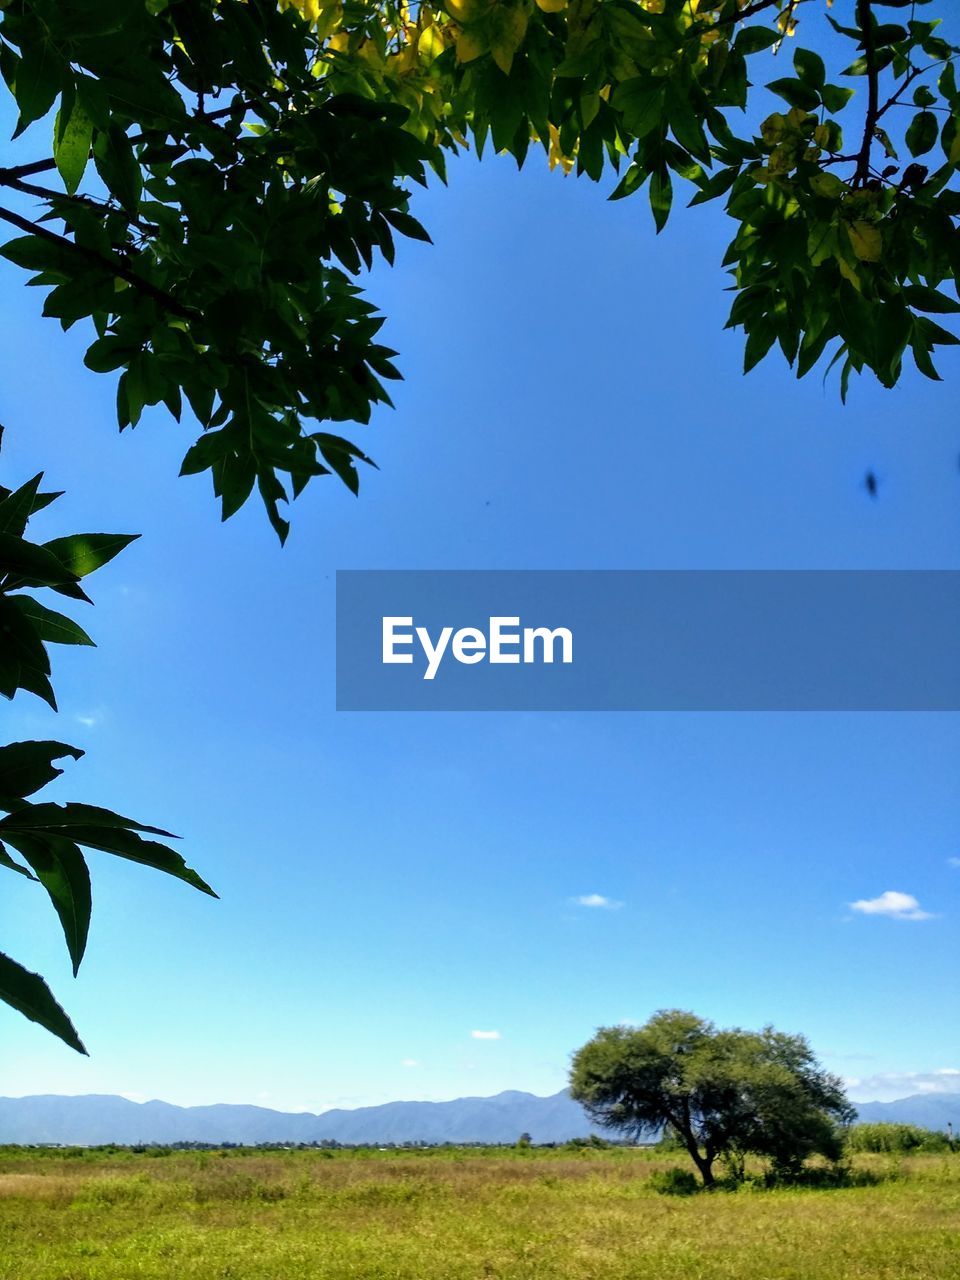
{"left": 0, "top": 205, "right": 194, "bottom": 321}
{"left": 854, "top": 0, "right": 880, "bottom": 188}
{"left": 876, "top": 66, "right": 923, "bottom": 121}
{"left": 0, "top": 170, "right": 158, "bottom": 235}
{"left": 716, "top": 0, "right": 785, "bottom": 27}
{"left": 0, "top": 102, "right": 253, "bottom": 185}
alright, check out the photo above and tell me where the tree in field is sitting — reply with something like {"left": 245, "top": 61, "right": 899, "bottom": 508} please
{"left": 569, "top": 1010, "right": 854, "bottom": 1185}
{"left": 1, "top": 0, "right": 958, "bottom": 1046}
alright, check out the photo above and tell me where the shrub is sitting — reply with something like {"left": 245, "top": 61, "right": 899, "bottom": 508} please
{"left": 846, "top": 1124, "right": 953, "bottom": 1155}
{"left": 649, "top": 1168, "right": 700, "bottom": 1196}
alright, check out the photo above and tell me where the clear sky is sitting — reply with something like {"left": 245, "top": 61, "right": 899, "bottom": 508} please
{"left": 1, "top": 34, "right": 959, "bottom": 1113}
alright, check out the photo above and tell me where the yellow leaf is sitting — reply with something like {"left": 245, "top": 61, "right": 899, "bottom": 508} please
{"left": 535, "top": 0, "right": 567, "bottom": 9}
{"left": 847, "top": 220, "right": 882, "bottom": 262}
{"left": 389, "top": 45, "right": 419, "bottom": 74}
{"left": 836, "top": 254, "right": 861, "bottom": 291}
{"left": 760, "top": 112, "right": 785, "bottom": 146}
{"left": 809, "top": 172, "right": 844, "bottom": 199}
{"left": 548, "top": 123, "right": 574, "bottom": 174}
{"left": 417, "top": 22, "right": 446, "bottom": 60}
{"left": 456, "top": 30, "right": 487, "bottom": 62}
{"left": 358, "top": 38, "right": 385, "bottom": 69}
{"left": 489, "top": 6, "right": 528, "bottom": 75}
{"left": 445, "top": 0, "right": 491, "bottom": 20}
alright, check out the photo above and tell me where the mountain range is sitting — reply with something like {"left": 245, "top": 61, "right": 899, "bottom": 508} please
{"left": 0, "top": 1089, "right": 956, "bottom": 1147}
{"left": 0, "top": 1089, "right": 600, "bottom": 1146}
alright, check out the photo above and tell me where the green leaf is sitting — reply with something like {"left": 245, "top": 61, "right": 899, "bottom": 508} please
{"left": 0, "top": 474, "right": 43, "bottom": 537}
{"left": 54, "top": 95, "right": 94, "bottom": 196}
{"left": 0, "top": 842, "right": 36, "bottom": 879}
{"left": 0, "top": 951, "right": 86, "bottom": 1054}
{"left": 649, "top": 167, "right": 672, "bottom": 234}
{"left": 14, "top": 597, "right": 95, "bottom": 647}
{"left": 313, "top": 434, "right": 375, "bottom": 496}
{"left": 611, "top": 81, "right": 664, "bottom": 140}
{"left": 93, "top": 125, "right": 142, "bottom": 213}
{"left": 902, "top": 285, "right": 960, "bottom": 314}
{"left": 821, "top": 84, "right": 856, "bottom": 114}
{"left": 744, "top": 322, "right": 776, "bottom": 373}
{"left": 42, "top": 533, "right": 139, "bottom": 578}
{"left": 766, "top": 79, "right": 821, "bottom": 112}
{"left": 793, "top": 49, "right": 826, "bottom": 90}
{"left": 0, "top": 234, "right": 76, "bottom": 275}
{"left": 5, "top": 832, "right": 91, "bottom": 975}
{"left": 905, "top": 111, "right": 938, "bottom": 157}
{"left": 0, "top": 741, "right": 84, "bottom": 809}
{"left": 12, "top": 41, "right": 62, "bottom": 130}
{"left": 382, "top": 210, "right": 432, "bottom": 243}
{"left": 0, "top": 532, "right": 78, "bottom": 585}
{"left": 0, "top": 804, "right": 217, "bottom": 898}
{"left": 734, "top": 27, "right": 780, "bottom": 56}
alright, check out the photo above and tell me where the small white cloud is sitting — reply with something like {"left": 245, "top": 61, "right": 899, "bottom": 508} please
{"left": 948, "top": 857, "right": 960, "bottom": 868}
{"left": 573, "top": 893, "right": 623, "bottom": 910}
{"left": 470, "top": 1030, "right": 501, "bottom": 1041}
{"left": 400, "top": 1059, "right": 419, "bottom": 1068}
{"left": 76, "top": 712, "right": 102, "bottom": 728}
{"left": 849, "top": 890, "right": 933, "bottom": 921}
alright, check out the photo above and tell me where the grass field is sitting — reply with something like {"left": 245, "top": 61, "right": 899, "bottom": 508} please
{"left": 1, "top": 1145, "right": 958, "bottom": 1280}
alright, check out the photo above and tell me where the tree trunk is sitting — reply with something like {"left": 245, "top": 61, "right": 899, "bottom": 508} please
{"left": 679, "top": 1132, "right": 715, "bottom": 1186}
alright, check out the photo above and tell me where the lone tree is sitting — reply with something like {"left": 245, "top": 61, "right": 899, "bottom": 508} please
{"left": 569, "top": 1009, "right": 854, "bottom": 1186}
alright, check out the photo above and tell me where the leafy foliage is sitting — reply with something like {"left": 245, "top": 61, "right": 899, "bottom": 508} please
{"left": 0, "top": 449, "right": 215, "bottom": 1053}
{"left": 846, "top": 1121, "right": 956, "bottom": 1153}
{"left": 569, "top": 1009, "right": 854, "bottom": 1185}
{"left": 0, "top": 0, "right": 957, "bottom": 539}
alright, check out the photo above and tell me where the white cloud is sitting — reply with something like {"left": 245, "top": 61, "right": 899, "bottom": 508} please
{"left": 400, "top": 1059, "right": 419, "bottom": 1068}
{"left": 76, "top": 711, "right": 103, "bottom": 728}
{"left": 470, "top": 1030, "right": 501, "bottom": 1041}
{"left": 849, "top": 890, "right": 933, "bottom": 921}
{"left": 573, "top": 893, "right": 623, "bottom": 910}
{"left": 948, "top": 857, "right": 960, "bottom": 868}
{"left": 844, "top": 1069, "right": 960, "bottom": 1102}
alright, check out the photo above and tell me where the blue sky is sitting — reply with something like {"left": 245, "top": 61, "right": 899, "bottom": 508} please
{"left": 1, "top": 29, "right": 960, "bottom": 1112}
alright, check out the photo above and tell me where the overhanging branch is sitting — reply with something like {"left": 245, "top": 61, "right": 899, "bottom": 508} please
{"left": 0, "top": 205, "right": 195, "bottom": 322}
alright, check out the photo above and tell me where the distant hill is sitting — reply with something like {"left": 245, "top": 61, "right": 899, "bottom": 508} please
{"left": 0, "top": 1090, "right": 601, "bottom": 1147}
{"left": 853, "top": 1093, "right": 960, "bottom": 1133}
{"left": 0, "top": 1090, "right": 956, "bottom": 1147}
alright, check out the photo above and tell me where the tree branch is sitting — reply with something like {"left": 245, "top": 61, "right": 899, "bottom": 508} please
{"left": 716, "top": 0, "right": 785, "bottom": 28}
{"left": 0, "top": 205, "right": 195, "bottom": 322}
{"left": 854, "top": 0, "right": 880, "bottom": 188}
{"left": 0, "top": 102, "right": 259, "bottom": 186}
{"left": 0, "top": 170, "right": 158, "bottom": 235}
{"left": 876, "top": 66, "right": 923, "bottom": 122}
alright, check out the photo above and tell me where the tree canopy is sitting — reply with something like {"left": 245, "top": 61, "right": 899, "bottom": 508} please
{"left": 0, "top": 0, "right": 958, "bottom": 537}
{"left": 569, "top": 1009, "right": 854, "bottom": 1185}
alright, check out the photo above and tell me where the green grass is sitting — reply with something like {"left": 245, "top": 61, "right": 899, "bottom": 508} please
{"left": 1, "top": 1146, "right": 958, "bottom": 1279}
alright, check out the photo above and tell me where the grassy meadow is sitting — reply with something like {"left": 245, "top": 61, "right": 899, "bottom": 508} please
{"left": 1, "top": 1144, "right": 958, "bottom": 1280}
